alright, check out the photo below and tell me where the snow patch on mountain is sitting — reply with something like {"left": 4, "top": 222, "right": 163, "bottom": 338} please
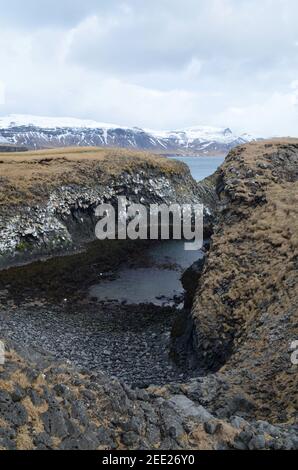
{"left": 0, "top": 114, "right": 259, "bottom": 155}
{"left": 0, "top": 135, "right": 8, "bottom": 143}
{"left": 0, "top": 114, "right": 127, "bottom": 131}
{"left": 147, "top": 125, "right": 256, "bottom": 145}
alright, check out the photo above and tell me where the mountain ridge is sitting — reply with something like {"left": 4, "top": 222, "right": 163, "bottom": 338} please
{"left": 0, "top": 114, "right": 258, "bottom": 155}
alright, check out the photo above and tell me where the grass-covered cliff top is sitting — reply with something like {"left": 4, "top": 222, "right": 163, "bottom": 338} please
{"left": 0, "top": 147, "right": 187, "bottom": 206}
{"left": 191, "top": 138, "right": 298, "bottom": 423}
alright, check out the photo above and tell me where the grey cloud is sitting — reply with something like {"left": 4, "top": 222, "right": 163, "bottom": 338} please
{"left": 0, "top": 0, "right": 297, "bottom": 136}
{"left": 0, "top": 0, "right": 107, "bottom": 28}
{"left": 64, "top": 0, "right": 298, "bottom": 76}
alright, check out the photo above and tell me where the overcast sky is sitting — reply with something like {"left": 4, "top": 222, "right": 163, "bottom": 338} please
{"left": 0, "top": 0, "right": 297, "bottom": 135}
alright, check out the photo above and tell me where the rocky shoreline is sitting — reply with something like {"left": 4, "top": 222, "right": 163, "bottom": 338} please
{"left": 0, "top": 141, "right": 297, "bottom": 450}
{"left": 0, "top": 337, "right": 297, "bottom": 450}
{"left": 0, "top": 299, "right": 186, "bottom": 389}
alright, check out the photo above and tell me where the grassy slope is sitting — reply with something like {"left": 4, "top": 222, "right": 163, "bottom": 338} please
{"left": 191, "top": 139, "right": 298, "bottom": 422}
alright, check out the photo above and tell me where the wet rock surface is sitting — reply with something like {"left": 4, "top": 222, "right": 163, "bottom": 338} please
{"left": 181, "top": 255, "right": 206, "bottom": 308}
{"left": 0, "top": 238, "right": 201, "bottom": 388}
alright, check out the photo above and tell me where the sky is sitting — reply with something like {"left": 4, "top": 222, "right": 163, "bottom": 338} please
{"left": 0, "top": 0, "right": 297, "bottom": 136}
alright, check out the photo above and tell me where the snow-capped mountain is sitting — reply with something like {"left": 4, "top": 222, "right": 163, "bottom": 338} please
{"left": 0, "top": 114, "right": 257, "bottom": 155}
{"left": 0, "top": 134, "right": 8, "bottom": 144}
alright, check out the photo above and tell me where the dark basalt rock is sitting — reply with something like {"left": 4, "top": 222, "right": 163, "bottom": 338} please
{"left": 0, "top": 145, "right": 28, "bottom": 152}
{"left": 0, "top": 151, "right": 213, "bottom": 270}
{"left": 181, "top": 255, "right": 206, "bottom": 309}
{"left": 0, "top": 140, "right": 297, "bottom": 450}
{"left": 189, "top": 139, "right": 298, "bottom": 422}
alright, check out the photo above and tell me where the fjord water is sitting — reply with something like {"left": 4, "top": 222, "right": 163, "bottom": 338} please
{"left": 90, "top": 156, "right": 224, "bottom": 305}
{"left": 169, "top": 155, "right": 225, "bottom": 181}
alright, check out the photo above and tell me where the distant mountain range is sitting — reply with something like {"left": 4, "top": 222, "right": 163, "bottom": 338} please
{"left": 0, "top": 114, "right": 258, "bottom": 155}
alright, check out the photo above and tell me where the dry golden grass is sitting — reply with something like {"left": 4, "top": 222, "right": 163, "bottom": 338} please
{"left": 15, "top": 425, "right": 34, "bottom": 450}
{"left": 22, "top": 397, "right": 48, "bottom": 434}
{"left": 0, "top": 146, "right": 185, "bottom": 206}
{"left": 191, "top": 139, "right": 298, "bottom": 422}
